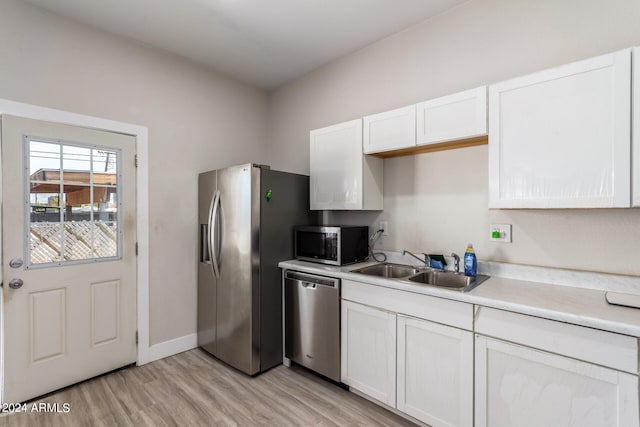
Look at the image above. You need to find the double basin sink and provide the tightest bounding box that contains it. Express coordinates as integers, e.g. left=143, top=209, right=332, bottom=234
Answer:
left=350, top=263, right=489, bottom=292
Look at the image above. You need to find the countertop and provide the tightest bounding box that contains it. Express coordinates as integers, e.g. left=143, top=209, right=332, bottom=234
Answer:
left=279, top=259, right=640, bottom=338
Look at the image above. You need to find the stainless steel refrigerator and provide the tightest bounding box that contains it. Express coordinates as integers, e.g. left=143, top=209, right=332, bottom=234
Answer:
left=198, top=163, right=315, bottom=375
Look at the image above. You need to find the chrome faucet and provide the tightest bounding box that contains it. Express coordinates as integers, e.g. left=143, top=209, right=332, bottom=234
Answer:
left=402, top=249, right=430, bottom=268
left=451, top=252, right=460, bottom=273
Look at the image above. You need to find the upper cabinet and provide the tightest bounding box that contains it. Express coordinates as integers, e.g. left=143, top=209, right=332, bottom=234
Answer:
left=489, top=48, right=632, bottom=208
left=363, top=105, right=416, bottom=154
left=310, top=119, right=383, bottom=210
left=309, top=47, right=639, bottom=210
left=416, top=86, right=487, bottom=146
left=310, top=86, right=488, bottom=210
left=362, top=87, right=488, bottom=157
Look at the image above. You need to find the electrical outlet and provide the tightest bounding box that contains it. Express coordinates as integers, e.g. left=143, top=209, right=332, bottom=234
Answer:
left=489, top=223, right=512, bottom=242
left=379, top=221, right=389, bottom=236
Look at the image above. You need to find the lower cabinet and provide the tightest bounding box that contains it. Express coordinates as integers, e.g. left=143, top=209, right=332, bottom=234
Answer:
left=341, top=300, right=397, bottom=407
left=340, top=282, right=639, bottom=427
left=341, top=299, right=473, bottom=427
left=397, top=315, right=473, bottom=427
left=475, top=335, right=639, bottom=427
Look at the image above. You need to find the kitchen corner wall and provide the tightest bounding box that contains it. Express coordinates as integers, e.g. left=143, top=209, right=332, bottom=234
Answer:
left=0, top=0, right=269, bottom=345
left=267, top=0, right=640, bottom=276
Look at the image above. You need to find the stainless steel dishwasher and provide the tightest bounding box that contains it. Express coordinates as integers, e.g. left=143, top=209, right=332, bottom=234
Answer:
left=284, top=270, right=340, bottom=382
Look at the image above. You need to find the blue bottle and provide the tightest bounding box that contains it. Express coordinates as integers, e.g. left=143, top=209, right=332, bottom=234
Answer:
left=464, top=243, right=477, bottom=277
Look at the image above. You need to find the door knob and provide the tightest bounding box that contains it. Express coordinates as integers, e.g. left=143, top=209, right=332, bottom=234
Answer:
left=8, top=278, right=23, bottom=289
left=9, top=258, right=23, bottom=268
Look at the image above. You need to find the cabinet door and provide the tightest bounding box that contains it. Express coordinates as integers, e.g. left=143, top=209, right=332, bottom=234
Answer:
left=489, top=49, right=631, bottom=208
left=475, top=335, right=639, bottom=427
left=416, top=86, right=487, bottom=146
left=310, top=119, right=363, bottom=210
left=363, top=105, right=416, bottom=154
left=397, top=315, right=473, bottom=427
left=341, top=300, right=396, bottom=407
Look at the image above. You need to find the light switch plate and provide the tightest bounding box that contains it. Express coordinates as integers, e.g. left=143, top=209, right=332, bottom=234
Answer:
left=489, top=223, right=512, bottom=242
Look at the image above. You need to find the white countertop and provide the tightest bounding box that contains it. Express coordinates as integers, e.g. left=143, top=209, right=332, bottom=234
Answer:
left=279, top=259, right=640, bottom=337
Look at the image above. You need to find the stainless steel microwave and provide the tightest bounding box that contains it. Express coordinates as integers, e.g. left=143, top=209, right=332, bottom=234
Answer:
left=294, top=225, right=369, bottom=266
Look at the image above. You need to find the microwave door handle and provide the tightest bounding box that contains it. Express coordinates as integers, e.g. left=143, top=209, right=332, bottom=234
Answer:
left=209, top=190, right=221, bottom=279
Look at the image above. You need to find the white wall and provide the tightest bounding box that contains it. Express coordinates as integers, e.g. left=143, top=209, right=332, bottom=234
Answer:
left=0, top=0, right=269, bottom=345
left=268, top=0, right=640, bottom=276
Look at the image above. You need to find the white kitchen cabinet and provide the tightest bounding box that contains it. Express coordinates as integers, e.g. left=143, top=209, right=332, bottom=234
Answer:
left=488, top=48, right=632, bottom=208
left=363, top=105, right=416, bottom=154
left=341, top=279, right=474, bottom=423
left=309, top=119, right=383, bottom=210
left=475, top=306, right=639, bottom=427
left=363, top=88, right=487, bottom=155
left=475, top=335, right=639, bottom=427
left=336, top=276, right=640, bottom=426
left=416, top=86, right=487, bottom=146
left=475, top=306, right=639, bottom=374
left=397, top=315, right=473, bottom=427
left=341, top=300, right=396, bottom=407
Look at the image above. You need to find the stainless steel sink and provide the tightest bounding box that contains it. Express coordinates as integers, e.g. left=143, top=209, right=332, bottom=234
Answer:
left=351, top=263, right=423, bottom=279
left=407, top=270, right=489, bottom=292
left=351, top=262, right=489, bottom=292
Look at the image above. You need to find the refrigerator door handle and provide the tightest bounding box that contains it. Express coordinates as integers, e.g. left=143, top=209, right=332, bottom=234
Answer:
left=216, top=194, right=224, bottom=268
left=209, top=190, right=221, bottom=279
left=205, top=192, right=215, bottom=265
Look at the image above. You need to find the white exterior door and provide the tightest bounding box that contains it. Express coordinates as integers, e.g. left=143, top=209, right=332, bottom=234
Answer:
left=1, top=115, right=137, bottom=403
left=633, top=46, right=640, bottom=207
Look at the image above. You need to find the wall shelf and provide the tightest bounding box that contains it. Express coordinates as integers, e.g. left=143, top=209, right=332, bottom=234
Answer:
left=368, top=135, right=488, bottom=159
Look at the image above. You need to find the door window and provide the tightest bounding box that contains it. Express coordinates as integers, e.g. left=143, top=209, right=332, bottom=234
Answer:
left=26, top=137, right=121, bottom=267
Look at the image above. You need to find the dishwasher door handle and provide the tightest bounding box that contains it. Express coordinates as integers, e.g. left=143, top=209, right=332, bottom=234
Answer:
left=301, top=281, right=317, bottom=289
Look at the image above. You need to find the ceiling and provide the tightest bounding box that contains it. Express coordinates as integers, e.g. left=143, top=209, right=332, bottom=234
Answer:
left=23, top=0, right=467, bottom=89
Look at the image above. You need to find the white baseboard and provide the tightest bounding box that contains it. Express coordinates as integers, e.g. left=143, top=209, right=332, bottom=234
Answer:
left=147, top=333, right=198, bottom=363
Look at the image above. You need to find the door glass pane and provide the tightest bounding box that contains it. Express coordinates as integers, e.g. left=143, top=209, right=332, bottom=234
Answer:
left=93, top=149, right=117, bottom=185
left=30, top=223, right=62, bottom=264
left=62, top=145, right=91, bottom=185
left=30, top=141, right=61, bottom=176
left=93, top=189, right=118, bottom=258
left=63, top=222, right=93, bottom=261
left=62, top=192, right=92, bottom=261
left=27, top=138, right=121, bottom=267
left=93, top=221, right=118, bottom=258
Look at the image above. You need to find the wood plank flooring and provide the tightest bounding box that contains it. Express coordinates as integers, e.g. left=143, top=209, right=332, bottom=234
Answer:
left=0, top=349, right=416, bottom=426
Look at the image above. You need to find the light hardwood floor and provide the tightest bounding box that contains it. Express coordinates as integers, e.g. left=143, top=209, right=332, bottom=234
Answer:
left=0, top=349, right=416, bottom=426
